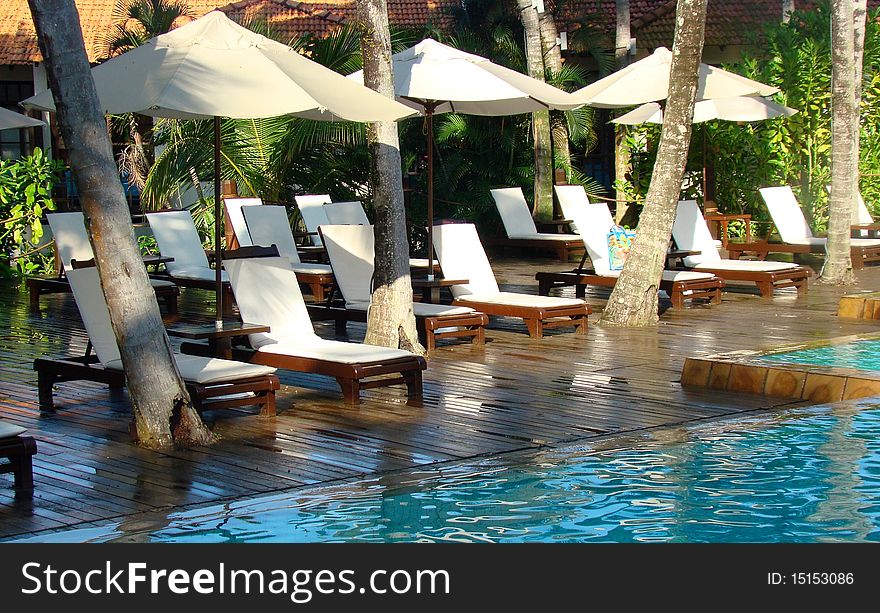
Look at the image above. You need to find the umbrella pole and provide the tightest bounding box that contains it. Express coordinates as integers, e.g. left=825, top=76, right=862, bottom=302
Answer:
left=214, top=116, right=223, bottom=327
left=426, top=103, right=435, bottom=281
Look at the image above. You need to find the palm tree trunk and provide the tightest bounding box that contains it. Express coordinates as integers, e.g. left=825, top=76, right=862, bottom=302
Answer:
left=782, top=0, right=796, bottom=23
left=821, top=0, right=857, bottom=284
left=600, top=0, right=708, bottom=327
left=614, top=0, right=633, bottom=223
left=537, top=10, right=571, bottom=185
left=356, top=0, right=424, bottom=353
left=27, top=0, right=213, bottom=448
left=852, top=0, right=867, bottom=225
left=517, top=0, right=553, bottom=219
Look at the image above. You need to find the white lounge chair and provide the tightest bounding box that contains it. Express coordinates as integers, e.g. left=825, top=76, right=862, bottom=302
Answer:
left=44, top=212, right=179, bottom=312
left=553, top=184, right=591, bottom=233
left=488, top=187, right=584, bottom=261
left=242, top=205, right=335, bottom=302
left=294, top=194, right=332, bottom=247
left=728, top=186, right=880, bottom=269
left=432, top=222, right=590, bottom=338
left=222, top=255, right=426, bottom=404
left=223, top=196, right=263, bottom=247
left=321, top=200, right=436, bottom=270
left=322, top=200, right=369, bottom=225
left=318, top=224, right=488, bottom=350
left=672, top=200, right=810, bottom=297
left=534, top=201, right=724, bottom=308
left=823, top=186, right=878, bottom=237
left=33, top=267, right=279, bottom=415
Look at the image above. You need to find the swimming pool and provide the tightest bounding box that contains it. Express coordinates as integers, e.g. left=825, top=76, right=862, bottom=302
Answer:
left=13, top=401, right=880, bottom=543
left=758, top=338, right=880, bottom=372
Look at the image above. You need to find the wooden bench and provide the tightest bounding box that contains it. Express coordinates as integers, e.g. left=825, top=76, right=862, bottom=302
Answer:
left=0, top=422, right=37, bottom=492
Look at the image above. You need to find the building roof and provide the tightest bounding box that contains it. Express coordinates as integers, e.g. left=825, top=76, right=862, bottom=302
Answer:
left=3, top=0, right=877, bottom=66
left=0, top=0, right=458, bottom=65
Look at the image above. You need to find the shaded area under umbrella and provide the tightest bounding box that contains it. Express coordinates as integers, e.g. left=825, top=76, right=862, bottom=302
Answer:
left=22, top=11, right=415, bottom=323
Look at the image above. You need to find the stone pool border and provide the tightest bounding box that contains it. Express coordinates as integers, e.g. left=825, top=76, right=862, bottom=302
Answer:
left=681, top=332, right=880, bottom=404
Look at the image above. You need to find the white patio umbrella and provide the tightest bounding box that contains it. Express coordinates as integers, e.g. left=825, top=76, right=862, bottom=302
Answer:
left=611, top=96, right=797, bottom=125
left=0, top=107, right=44, bottom=130
left=349, top=38, right=584, bottom=271
left=574, top=47, right=778, bottom=108
left=23, top=11, right=414, bottom=323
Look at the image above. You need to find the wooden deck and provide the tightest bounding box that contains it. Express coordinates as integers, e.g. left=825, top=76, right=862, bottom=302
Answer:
left=2, top=252, right=879, bottom=539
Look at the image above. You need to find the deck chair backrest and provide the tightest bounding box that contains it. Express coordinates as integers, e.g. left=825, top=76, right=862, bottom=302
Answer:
left=433, top=223, right=499, bottom=297
left=223, top=256, right=317, bottom=349
left=145, top=210, right=211, bottom=275
left=572, top=202, right=617, bottom=275
left=242, top=205, right=302, bottom=265
left=323, top=201, right=369, bottom=225
left=759, top=186, right=814, bottom=243
left=490, top=187, right=538, bottom=237
left=223, top=197, right=262, bottom=247
left=824, top=185, right=874, bottom=228
left=294, top=194, right=332, bottom=246
left=319, top=224, right=374, bottom=304
left=46, top=212, right=92, bottom=272
left=65, top=267, right=122, bottom=365
left=553, top=185, right=590, bottom=233
left=672, top=200, right=722, bottom=266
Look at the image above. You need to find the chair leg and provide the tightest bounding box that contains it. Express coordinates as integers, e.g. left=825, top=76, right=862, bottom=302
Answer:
left=474, top=324, right=486, bottom=345
left=165, top=293, right=179, bottom=314
left=575, top=314, right=588, bottom=335
left=406, top=369, right=423, bottom=404
left=796, top=278, right=808, bottom=295
left=757, top=280, right=773, bottom=299
left=13, top=452, right=34, bottom=491
left=851, top=249, right=865, bottom=270
left=337, top=377, right=360, bottom=405
left=309, top=282, right=325, bottom=303
left=538, top=279, right=552, bottom=296
left=37, top=371, right=56, bottom=413
left=28, top=282, right=40, bottom=311
left=575, top=284, right=586, bottom=299
left=335, top=319, right=348, bottom=335
left=259, top=390, right=276, bottom=417
left=523, top=318, right=543, bottom=338
left=670, top=290, right=685, bottom=309
left=712, top=287, right=722, bottom=305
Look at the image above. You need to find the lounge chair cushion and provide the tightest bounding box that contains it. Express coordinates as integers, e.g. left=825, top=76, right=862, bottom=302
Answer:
left=345, top=300, right=476, bottom=317
left=692, top=260, right=797, bottom=272
left=408, top=258, right=439, bottom=269
left=149, top=279, right=177, bottom=288
left=320, top=224, right=374, bottom=303
left=224, top=256, right=318, bottom=349
left=165, top=266, right=229, bottom=283
left=491, top=187, right=539, bottom=237
left=146, top=211, right=212, bottom=275
left=432, top=223, right=501, bottom=298
left=323, top=201, right=369, bottom=225
left=47, top=212, right=92, bottom=271
left=506, top=232, right=581, bottom=241
left=291, top=262, right=333, bottom=275
left=553, top=184, right=591, bottom=233
left=456, top=292, right=585, bottom=308
left=0, top=421, right=26, bottom=439
left=104, top=354, right=275, bottom=384
left=242, top=205, right=304, bottom=265
left=294, top=194, right=332, bottom=246
left=224, top=197, right=263, bottom=247
left=257, top=338, right=413, bottom=364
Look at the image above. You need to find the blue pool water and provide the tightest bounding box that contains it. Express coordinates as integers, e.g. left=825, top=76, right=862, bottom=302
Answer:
left=759, top=339, right=880, bottom=371
left=16, top=402, right=880, bottom=543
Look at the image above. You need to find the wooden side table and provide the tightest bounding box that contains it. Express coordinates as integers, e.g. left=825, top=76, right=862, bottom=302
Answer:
left=167, top=322, right=270, bottom=359
left=703, top=213, right=752, bottom=248
left=410, top=276, right=468, bottom=304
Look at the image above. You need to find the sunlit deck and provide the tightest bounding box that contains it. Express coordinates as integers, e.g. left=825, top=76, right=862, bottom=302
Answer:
left=2, top=253, right=879, bottom=539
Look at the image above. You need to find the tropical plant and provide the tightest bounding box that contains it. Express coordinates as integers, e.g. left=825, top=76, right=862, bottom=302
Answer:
left=0, top=148, right=62, bottom=276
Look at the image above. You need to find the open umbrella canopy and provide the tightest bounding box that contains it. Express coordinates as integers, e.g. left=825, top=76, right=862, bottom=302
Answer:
left=21, top=11, right=415, bottom=324
left=612, top=96, right=798, bottom=125
left=574, top=47, right=778, bottom=108
left=0, top=107, right=44, bottom=130
left=349, top=38, right=584, bottom=115
left=22, top=11, right=415, bottom=122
